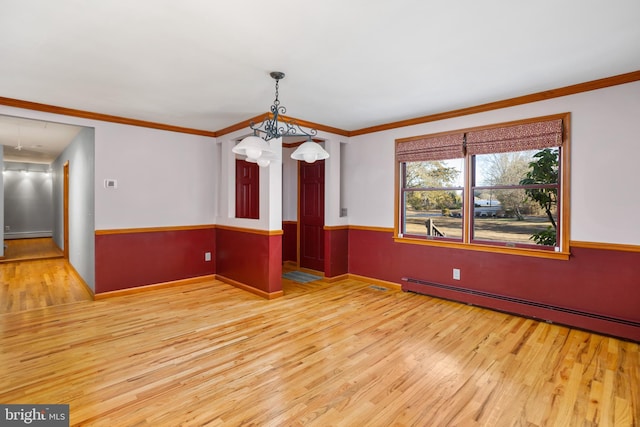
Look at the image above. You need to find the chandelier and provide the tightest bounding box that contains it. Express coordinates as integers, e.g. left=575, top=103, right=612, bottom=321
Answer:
left=232, top=71, right=330, bottom=167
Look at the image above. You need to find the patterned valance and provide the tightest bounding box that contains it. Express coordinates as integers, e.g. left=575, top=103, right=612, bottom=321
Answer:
left=396, top=133, right=465, bottom=162
left=466, top=119, right=563, bottom=155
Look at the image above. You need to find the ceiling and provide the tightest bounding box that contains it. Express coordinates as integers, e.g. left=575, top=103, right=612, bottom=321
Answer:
left=1, top=0, right=639, bottom=164
left=1, top=115, right=82, bottom=164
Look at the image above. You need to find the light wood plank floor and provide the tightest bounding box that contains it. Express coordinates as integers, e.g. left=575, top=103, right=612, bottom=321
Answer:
left=1, top=237, right=64, bottom=263
left=0, top=258, right=92, bottom=313
left=0, top=265, right=638, bottom=426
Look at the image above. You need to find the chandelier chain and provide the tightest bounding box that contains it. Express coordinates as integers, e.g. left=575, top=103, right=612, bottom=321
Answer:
left=248, top=71, right=317, bottom=141
left=273, top=78, right=280, bottom=108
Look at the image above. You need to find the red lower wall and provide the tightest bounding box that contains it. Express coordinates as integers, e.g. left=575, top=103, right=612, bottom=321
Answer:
left=216, top=227, right=282, bottom=294
left=94, top=225, right=638, bottom=340
left=282, top=222, right=297, bottom=263
left=325, top=227, right=348, bottom=278
left=95, top=226, right=281, bottom=297
left=349, top=228, right=640, bottom=341
left=282, top=223, right=349, bottom=278
left=95, top=228, right=216, bottom=294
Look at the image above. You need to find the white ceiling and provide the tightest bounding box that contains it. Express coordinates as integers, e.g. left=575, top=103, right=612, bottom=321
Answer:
left=1, top=0, right=640, bottom=163
left=1, top=115, right=82, bottom=164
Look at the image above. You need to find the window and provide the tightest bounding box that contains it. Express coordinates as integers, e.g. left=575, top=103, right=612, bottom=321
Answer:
left=396, top=114, right=569, bottom=258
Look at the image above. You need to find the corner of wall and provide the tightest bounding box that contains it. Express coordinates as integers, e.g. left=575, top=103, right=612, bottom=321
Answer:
left=0, top=149, right=4, bottom=257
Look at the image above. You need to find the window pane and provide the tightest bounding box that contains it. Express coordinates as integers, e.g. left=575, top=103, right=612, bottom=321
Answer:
left=472, top=189, right=558, bottom=246
left=475, top=148, right=558, bottom=187
left=405, top=159, right=464, bottom=188
left=403, top=190, right=463, bottom=239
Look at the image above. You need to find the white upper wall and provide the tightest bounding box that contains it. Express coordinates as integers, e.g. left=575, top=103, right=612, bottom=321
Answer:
left=344, top=80, right=640, bottom=246
left=0, top=105, right=217, bottom=230
left=216, top=130, right=283, bottom=231
left=220, top=128, right=348, bottom=230
left=52, top=127, right=96, bottom=289
left=4, top=162, right=54, bottom=237
left=282, top=146, right=298, bottom=222
left=94, top=124, right=216, bottom=229
left=282, top=135, right=348, bottom=226
left=2, top=79, right=638, bottom=245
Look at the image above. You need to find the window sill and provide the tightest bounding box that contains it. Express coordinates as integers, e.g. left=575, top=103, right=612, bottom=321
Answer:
left=393, top=236, right=570, bottom=260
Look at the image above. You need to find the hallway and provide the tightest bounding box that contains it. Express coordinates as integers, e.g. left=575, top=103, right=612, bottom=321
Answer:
left=0, top=239, right=91, bottom=314
left=1, top=237, right=64, bottom=263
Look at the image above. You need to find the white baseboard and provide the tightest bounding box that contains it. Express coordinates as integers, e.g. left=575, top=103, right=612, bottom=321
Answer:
left=4, top=231, right=53, bottom=240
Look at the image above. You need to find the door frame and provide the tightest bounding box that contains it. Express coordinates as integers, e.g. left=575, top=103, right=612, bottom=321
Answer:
left=63, top=161, right=69, bottom=259
left=296, top=159, right=325, bottom=272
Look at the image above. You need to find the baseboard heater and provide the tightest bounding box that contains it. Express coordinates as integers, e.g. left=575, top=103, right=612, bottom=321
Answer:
left=4, top=231, right=53, bottom=240
left=402, top=277, right=640, bottom=328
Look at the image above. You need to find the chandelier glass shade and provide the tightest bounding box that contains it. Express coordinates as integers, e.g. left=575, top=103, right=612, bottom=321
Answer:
left=291, top=139, right=330, bottom=163
left=232, top=135, right=275, bottom=162
left=232, top=72, right=329, bottom=167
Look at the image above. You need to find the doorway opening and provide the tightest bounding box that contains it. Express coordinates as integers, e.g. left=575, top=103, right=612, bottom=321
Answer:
left=1, top=114, right=95, bottom=303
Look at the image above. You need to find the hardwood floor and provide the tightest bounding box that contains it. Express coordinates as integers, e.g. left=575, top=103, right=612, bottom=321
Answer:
left=1, top=237, right=64, bottom=263
left=0, top=238, right=84, bottom=314
left=0, top=258, right=92, bottom=313
left=0, top=265, right=638, bottom=426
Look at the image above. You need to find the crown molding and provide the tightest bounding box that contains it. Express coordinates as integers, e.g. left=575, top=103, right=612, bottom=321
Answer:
left=0, top=96, right=217, bottom=137
left=214, top=112, right=350, bottom=138
left=2, top=70, right=638, bottom=139
left=213, top=113, right=268, bottom=138
left=349, top=70, right=640, bottom=136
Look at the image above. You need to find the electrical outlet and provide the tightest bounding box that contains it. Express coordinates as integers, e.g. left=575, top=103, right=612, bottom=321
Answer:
left=4, top=226, right=9, bottom=232
left=204, top=252, right=212, bottom=262
left=453, top=268, right=461, bottom=280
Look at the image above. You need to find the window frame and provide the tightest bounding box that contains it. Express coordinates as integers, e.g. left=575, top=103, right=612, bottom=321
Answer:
left=394, top=113, right=571, bottom=260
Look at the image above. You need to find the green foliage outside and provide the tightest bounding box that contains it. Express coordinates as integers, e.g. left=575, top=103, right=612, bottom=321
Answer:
left=520, top=148, right=559, bottom=246
left=405, top=161, right=461, bottom=211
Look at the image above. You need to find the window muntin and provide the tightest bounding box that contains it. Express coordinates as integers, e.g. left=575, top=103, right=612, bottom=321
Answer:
left=401, top=159, right=464, bottom=240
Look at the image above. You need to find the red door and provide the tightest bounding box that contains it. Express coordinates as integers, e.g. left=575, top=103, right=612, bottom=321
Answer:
left=299, top=160, right=325, bottom=272
left=236, top=159, right=259, bottom=219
